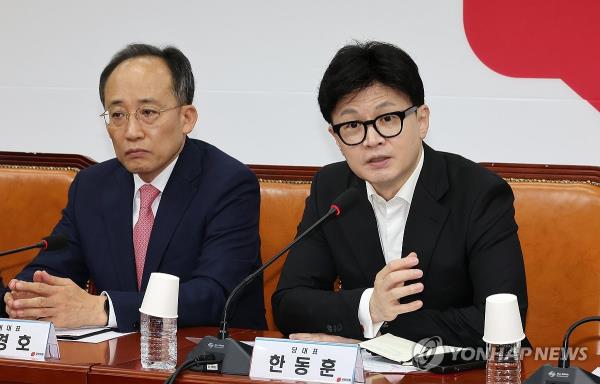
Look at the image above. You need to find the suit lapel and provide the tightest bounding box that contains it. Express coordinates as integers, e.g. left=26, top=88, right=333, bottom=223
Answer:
left=103, top=164, right=137, bottom=291
left=402, top=144, right=450, bottom=275
left=336, top=173, right=386, bottom=284
left=140, top=139, right=203, bottom=290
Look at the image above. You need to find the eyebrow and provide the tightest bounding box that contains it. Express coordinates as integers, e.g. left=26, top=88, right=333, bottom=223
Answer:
left=338, top=101, right=399, bottom=118
left=339, top=108, right=359, bottom=117
left=106, top=98, right=159, bottom=108
left=139, top=98, right=159, bottom=104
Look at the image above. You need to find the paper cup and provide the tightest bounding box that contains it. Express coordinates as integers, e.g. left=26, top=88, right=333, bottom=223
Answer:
left=139, top=272, right=179, bottom=318
left=483, top=293, right=525, bottom=344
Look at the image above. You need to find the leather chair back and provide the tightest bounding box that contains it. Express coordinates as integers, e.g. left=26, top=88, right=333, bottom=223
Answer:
left=258, top=180, right=311, bottom=331
left=2, top=154, right=599, bottom=350
left=510, top=180, right=600, bottom=350
left=0, top=165, right=77, bottom=284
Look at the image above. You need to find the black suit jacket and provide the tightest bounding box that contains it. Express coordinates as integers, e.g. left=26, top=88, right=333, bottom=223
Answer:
left=3, top=138, right=266, bottom=331
left=272, top=143, right=527, bottom=348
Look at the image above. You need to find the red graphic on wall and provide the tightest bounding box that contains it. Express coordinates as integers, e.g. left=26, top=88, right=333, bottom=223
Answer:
left=463, top=0, right=600, bottom=112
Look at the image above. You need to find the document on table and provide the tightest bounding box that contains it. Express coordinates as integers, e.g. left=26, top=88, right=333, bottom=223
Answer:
left=361, top=349, right=419, bottom=373
left=56, top=326, right=133, bottom=343
left=359, top=333, right=462, bottom=364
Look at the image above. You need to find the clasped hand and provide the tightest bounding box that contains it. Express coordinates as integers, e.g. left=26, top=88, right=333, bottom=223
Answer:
left=4, top=270, right=107, bottom=328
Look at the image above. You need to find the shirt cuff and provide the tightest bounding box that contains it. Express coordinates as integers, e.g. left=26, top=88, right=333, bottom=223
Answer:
left=358, top=288, right=384, bottom=338
left=101, top=291, right=118, bottom=329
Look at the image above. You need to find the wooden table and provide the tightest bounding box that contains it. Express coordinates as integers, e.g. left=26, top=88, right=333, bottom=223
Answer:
left=88, top=327, right=282, bottom=384
left=0, top=332, right=116, bottom=383
left=1, top=327, right=599, bottom=384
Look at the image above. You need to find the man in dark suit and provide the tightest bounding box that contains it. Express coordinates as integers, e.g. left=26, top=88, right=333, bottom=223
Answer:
left=272, top=41, right=527, bottom=348
left=3, top=44, right=266, bottom=332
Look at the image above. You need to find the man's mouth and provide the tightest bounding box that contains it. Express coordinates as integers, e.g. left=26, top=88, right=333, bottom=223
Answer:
left=367, top=156, right=391, bottom=164
left=125, top=148, right=148, bottom=157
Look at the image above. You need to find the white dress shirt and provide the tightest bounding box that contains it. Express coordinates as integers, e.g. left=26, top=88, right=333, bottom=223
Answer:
left=103, top=156, right=178, bottom=328
left=358, top=146, right=424, bottom=338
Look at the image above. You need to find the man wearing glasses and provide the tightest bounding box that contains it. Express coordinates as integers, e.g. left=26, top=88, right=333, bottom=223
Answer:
left=273, top=41, right=527, bottom=348
left=3, top=44, right=266, bottom=332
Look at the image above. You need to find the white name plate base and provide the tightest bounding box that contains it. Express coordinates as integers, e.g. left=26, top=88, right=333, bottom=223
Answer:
left=0, top=319, right=60, bottom=360
left=250, top=337, right=364, bottom=383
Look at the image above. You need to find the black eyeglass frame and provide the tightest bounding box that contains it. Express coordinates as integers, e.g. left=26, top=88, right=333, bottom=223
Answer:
left=331, top=105, right=419, bottom=146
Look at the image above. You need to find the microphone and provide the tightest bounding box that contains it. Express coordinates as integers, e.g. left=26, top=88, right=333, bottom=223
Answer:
left=183, top=188, right=361, bottom=376
left=0, top=234, right=68, bottom=257
left=524, top=316, right=600, bottom=383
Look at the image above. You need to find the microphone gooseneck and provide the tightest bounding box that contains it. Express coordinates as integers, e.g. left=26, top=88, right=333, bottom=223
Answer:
left=524, top=316, right=600, bottom=383
left=0, top=234, right=68, bottom=257
left=217, top=188, right=360, bottom=339
left=558, top=316, right=600, bottom=368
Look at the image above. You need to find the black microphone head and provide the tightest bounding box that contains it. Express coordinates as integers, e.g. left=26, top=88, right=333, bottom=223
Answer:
left=330, top=188, right=361, bottom=216
left=41, top=234, right=69, bottom=251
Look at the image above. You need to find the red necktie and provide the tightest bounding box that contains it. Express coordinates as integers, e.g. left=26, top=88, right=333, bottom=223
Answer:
left=133, top=184, right=160, bottom=289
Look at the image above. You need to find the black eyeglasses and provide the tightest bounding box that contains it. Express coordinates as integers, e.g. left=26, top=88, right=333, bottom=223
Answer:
left=331, top=105, right=419, bottom=146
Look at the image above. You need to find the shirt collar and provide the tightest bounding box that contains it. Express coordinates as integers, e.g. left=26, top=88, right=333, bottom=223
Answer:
left=365, top=145, right=425, bottom=204
left=133, top=155, right=179, bottom=195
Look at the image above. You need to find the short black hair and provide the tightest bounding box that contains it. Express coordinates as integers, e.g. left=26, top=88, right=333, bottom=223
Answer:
left=99, top=43, right=194, bottom=107
left=317, top=41, right=424, bottom=123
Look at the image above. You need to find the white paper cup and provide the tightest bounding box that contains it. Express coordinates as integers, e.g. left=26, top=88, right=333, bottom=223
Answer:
left=139, top=272, right=179, bottom=318
left=483, top=293, right=525, bottom=344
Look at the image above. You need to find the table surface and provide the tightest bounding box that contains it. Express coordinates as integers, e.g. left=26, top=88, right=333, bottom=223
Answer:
left=0, top=327, right=598, bottom=384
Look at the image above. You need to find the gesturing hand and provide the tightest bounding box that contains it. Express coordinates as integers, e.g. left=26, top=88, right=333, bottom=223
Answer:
left=369, top=252, right=424, bottom=324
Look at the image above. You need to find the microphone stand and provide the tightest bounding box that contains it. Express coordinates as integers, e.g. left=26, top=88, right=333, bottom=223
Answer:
left=0, top=241, right=46, bottom=257
left=524, top=316, right=600, bottom=384
left=0, top=235, right=68, bottom=257
left=185, top=205, right=339, bottom=376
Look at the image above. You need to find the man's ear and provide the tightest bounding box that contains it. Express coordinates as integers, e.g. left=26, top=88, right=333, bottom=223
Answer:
left=327, top=126, right=335, bottom=139
left=328, top=126, right=342, bottom=150
left=416, top=104, right=430, bottom=139
left=180, top=105, right=198, bottom=134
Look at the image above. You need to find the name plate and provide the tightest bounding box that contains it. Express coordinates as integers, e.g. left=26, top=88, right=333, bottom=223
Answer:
left=0, top=319, right=60, bottom=361
left=250, top=337, right=364, bottom=383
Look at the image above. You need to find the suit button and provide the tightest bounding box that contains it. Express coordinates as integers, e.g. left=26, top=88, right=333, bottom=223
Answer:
left=133, top=321, right=140, bottom=330
left=326, top=325, right=333, bottom=333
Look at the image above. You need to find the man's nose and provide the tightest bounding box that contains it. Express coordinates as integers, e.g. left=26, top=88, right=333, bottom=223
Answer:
left=123, top=114, right=144, bottom=139
left=363, top=123, right=384, bottom=147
